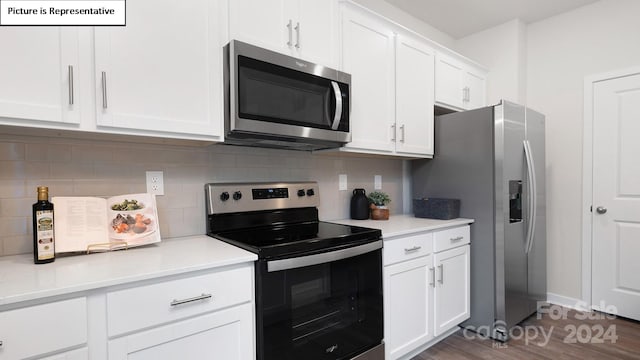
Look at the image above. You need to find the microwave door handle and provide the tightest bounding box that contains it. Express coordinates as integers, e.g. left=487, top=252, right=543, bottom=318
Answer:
left=330, top=81, right=342, bottom=130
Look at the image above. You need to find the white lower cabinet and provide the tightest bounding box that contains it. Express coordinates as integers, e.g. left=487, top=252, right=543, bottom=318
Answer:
left=0, top=297, right=88, bottom=360
left=106, top=264, right=254, bottom=360
left=383, top=225, right=470, bottom=360
left=0, top=263, right=255, bottom=360
left=108, top=303, right=253, bottom=360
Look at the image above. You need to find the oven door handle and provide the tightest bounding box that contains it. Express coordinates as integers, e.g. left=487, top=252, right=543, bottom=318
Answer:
left=267, top=240, right=382, bottom=272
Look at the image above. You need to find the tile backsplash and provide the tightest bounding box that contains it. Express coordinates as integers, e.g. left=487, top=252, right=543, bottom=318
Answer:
left=0, top=134, right=404, bottom=256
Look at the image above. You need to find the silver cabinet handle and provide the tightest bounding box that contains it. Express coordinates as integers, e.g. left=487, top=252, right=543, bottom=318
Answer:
left=429, top=267, right=435, bottom=287
left=101, top=71, right=108, bottom=109
left=467, top=87, right=471, bottom=102
left=399, top=124, right=405, bottom=142
left=294, top=22, right=300, bottom=49
left=404, top=246, right=421, bottom=253
left=450, top=236, right=464, bottom=242
left=286, top=20, right=293, bottom=47
left=391, top=124, right=396, bottom=141
left=596, top=206, right=607, bottom=214
left=438, top=264, right=444, bottom=284
left=330, top=81, right=342, bottom=130
left=170, top=293, right=212, bottom=307
left=68, top=65, right=74, bottom=105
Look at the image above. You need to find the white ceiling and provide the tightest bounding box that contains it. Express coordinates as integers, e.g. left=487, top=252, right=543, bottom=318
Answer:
left=384, top=0, right=599, bottom=39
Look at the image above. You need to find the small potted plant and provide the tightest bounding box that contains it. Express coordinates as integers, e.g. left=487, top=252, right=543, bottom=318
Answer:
left=368, top=191, right=391, bottom=220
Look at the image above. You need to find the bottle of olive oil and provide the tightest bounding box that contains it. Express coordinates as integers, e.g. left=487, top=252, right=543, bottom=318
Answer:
left=33, top=186, right=55, bottom=264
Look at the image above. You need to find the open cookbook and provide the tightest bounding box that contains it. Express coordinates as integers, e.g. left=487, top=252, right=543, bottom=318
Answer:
left=52, top=193, right=161, bottom=253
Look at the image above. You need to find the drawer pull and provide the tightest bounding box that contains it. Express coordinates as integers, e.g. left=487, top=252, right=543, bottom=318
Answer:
left=170, top=293, right=212, bottom=307
left=404, top=246, right=421, bottom=253
left=450, top=236, right=464, bottom=242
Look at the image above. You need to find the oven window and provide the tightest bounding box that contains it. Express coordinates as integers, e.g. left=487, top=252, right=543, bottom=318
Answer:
left=237, top=56, right=349, bottom=131
left=257, top=249, right=382, bottom=360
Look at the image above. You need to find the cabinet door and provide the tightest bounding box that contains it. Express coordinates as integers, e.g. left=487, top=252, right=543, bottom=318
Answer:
left=435, top=52, right=464, bottom=110
left=94, top=0, right=222, bottom=140
left=108, top=303, right=254, bottom=360
left=464, top=68, right=487, bottom=110
left=395, top=34, right=435, bottom=156
left=0, top=27, right=80, bottom=125
left=384, top=256, right=433, bottom=360
left=228, top=0, right=291, bottom=56
left=296, top=0, right=338, bottom=68
left=434, top=245, right=470, bottom=336
left=342, top=7, right=395, bottom=153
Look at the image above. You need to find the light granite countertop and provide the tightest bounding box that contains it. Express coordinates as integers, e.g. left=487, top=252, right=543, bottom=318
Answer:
left=0, top=235, right=257, bottom=307
left=329, top=214, right=474, bottom=238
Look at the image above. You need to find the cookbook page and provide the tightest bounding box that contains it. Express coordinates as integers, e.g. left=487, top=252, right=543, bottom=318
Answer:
left=52, top=197, right=109, bottom=253
left=107, top=193, right=161, bottom=247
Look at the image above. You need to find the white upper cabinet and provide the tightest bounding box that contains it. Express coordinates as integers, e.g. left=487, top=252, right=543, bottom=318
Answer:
left=337, top=5, right=434, bottom=158
left=228, top=0, right=338, bottom=68
left=435, top=52, right=487, bottom=111
left=94, top=0, right=223, bottom=140
left=341, top=6, right=396, bottom=153
left=0, top=27, right=81, bottom=126
left=395, top=34, right=435, bottom=156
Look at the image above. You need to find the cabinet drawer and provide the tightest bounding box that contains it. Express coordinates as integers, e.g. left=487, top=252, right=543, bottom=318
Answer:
left=383, top=233, right=433, bottom=266
left=107, top=264, right=252, bottom=337
left=0, top=298, right=87, bottom=360
left=433, top=225, right=470, bottom=252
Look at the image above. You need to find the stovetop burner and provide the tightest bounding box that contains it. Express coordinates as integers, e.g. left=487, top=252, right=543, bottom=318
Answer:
left=205, top=181, right=382, bottom=260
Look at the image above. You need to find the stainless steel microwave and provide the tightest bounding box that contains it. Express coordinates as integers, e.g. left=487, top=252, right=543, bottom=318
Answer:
left=224, top=40, right=351, bottom=150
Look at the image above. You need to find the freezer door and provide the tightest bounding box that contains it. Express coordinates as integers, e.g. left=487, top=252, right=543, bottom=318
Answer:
left=526, top=107, right=547, bottom=314
left=494, top=101, right=530, bottom=335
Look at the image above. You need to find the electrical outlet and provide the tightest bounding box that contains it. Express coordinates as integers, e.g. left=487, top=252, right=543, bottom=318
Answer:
left=146, top=171, right=164, bottom=195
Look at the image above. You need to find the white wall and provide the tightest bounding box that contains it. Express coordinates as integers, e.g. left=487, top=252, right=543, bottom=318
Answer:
left=455, top=19, right=527, bottom=105
left=352, top=0, right=455, bottom=48
left=527, top=0, right=640, bottom=300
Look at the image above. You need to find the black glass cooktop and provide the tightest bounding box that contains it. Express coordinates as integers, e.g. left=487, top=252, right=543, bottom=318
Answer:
left=212, top=221, right=381, bottom=260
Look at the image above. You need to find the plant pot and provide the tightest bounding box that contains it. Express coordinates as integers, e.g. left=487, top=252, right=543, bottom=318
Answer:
left=370, top=204, right=389, bottom=220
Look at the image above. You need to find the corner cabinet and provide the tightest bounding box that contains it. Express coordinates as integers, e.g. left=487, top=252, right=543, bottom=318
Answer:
left=435, top=52, right=487, bottom=111
left=0, top=27, right=81, bottom=126
left=228, top=0, right=339, bottom=68
left=338, top=4, right=434, bottom=158
left=94, top=0, right=224, bottom=140
left=383, top=225, right=470, bottom=360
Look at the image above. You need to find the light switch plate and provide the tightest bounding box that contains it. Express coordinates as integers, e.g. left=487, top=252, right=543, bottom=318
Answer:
left=339, top=174, right=348, bottom=191
left=374, top=175, right=382, bottom=190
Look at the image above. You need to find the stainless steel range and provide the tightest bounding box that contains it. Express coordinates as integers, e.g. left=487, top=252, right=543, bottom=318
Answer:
left=206, top=182, right=384, bottom=360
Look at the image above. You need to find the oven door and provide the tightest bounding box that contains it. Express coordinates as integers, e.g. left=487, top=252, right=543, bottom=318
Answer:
left=256, top=241, right=383, bottom=360
left=227, top=40, right=351, bottom=145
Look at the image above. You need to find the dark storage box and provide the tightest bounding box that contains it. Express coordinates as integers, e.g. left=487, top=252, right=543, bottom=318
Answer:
left=413, top=198, right=460, bottom=220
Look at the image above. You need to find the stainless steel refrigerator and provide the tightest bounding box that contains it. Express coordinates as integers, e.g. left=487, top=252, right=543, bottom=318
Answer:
left=412, top=100, right=546, bottom=341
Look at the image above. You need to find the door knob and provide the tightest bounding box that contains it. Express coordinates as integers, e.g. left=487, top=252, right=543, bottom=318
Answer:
left=596, top=206, right=607, bottom=214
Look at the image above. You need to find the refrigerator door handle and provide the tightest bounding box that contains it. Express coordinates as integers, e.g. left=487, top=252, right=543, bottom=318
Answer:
left=524, top=140, right=537, bottom=254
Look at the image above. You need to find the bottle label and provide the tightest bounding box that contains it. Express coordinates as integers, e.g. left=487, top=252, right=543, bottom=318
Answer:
left=36, top=210, right=55, bottom=260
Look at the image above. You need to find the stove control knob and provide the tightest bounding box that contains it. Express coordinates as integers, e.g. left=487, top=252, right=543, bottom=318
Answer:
left=220, top=192, right=230, bottom=202
left=306, top=189, right=315, bottom=196
left=297, top=189, right=306, bottom=197
left=233, top=191, right=242, bottom=201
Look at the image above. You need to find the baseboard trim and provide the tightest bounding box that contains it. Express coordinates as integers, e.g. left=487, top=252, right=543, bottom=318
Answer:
left=547, top=292, right=589, bottom=311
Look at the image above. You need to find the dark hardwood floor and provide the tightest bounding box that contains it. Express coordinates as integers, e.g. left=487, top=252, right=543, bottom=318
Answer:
left=413, top=308, right=640, bottom=360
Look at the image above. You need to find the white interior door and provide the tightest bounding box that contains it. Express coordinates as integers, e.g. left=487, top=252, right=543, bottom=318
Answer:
left=592, top=72, right=640, bottom=321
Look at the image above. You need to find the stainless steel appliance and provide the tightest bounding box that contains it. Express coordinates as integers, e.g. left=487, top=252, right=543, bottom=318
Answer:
left=206, top=182, right=384, bottom=360
left=412, top=101, right=546, bottom=341
left=224, top=40, right=351, bottom=150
